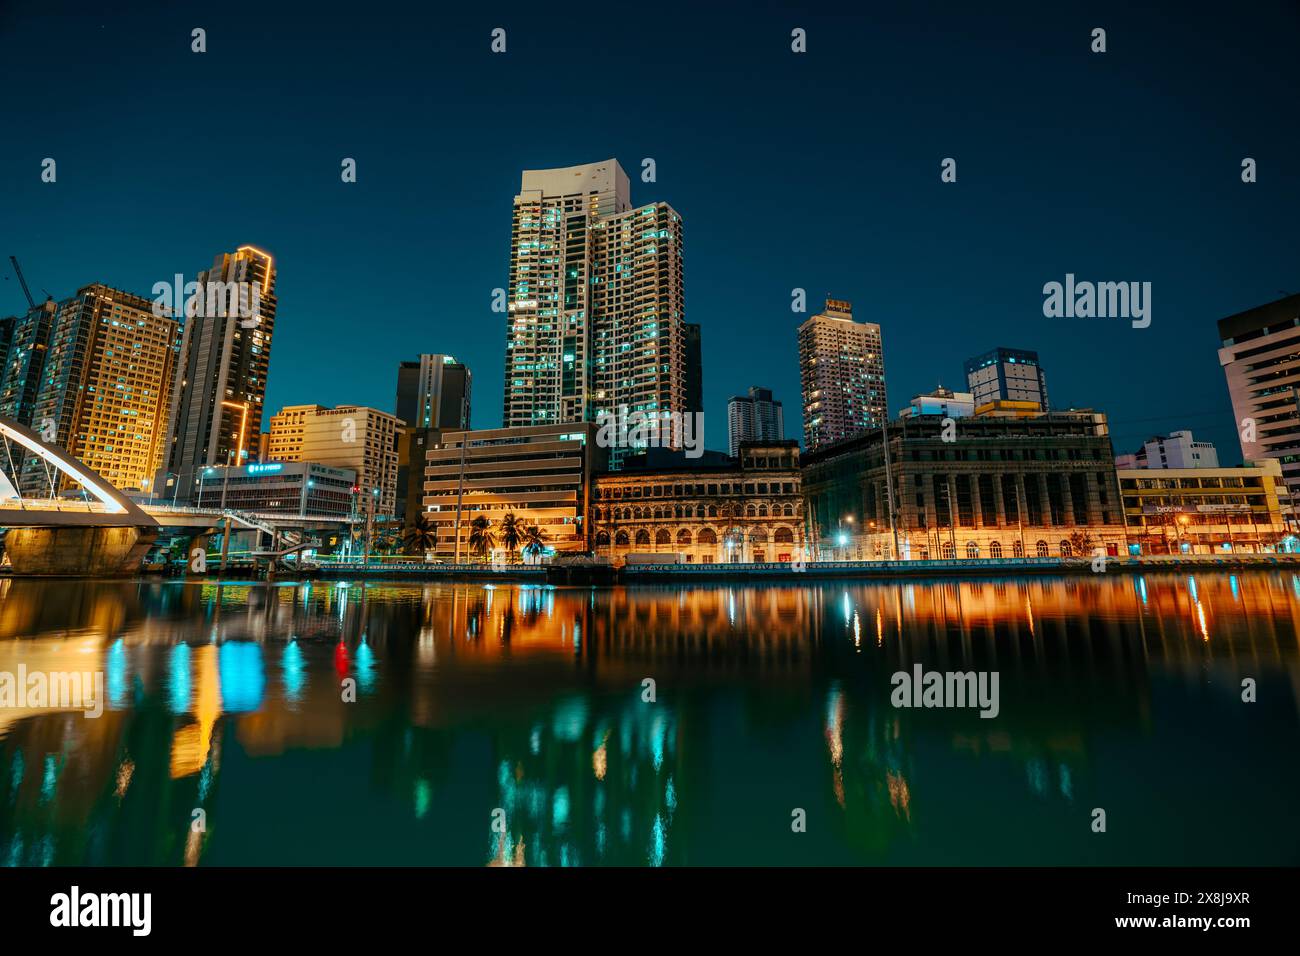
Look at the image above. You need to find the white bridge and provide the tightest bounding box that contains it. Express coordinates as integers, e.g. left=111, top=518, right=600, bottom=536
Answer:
left=0, top=416, right=351, bottom=531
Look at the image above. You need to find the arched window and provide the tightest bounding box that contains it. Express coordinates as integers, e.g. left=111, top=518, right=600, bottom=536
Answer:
left=635, top=530, right=651, bottom=546
left=746, top=505, right=756, bottom=518
left=615, top=530, right=630, bottom=547
left=677, top=528, right=692, bottom=546
left=1059, top=540, right=1073, bottom=557
left=1035, top=540, right=1049, bottom=558
left=655, top=529, right=671, bottom=546
left=758, top=505, right=768, bottom=517
left=596, top=531, right=610, bottom=546
left=774, top=527, right=794, bottom=544
left=708, top=506, right=718, bottom=518
left=782, top=504, right=793, bottom=517
left=750, top=529, right=768, bottom=544
left=966, top=541, right=980, bottom=559
left=1013, top=540, right=1024, bottom=558
left=941, top=542, right=955, bottom=559
left=633, top=507, right=643, bottom=520
left=698, top=528, right=718, bottom=544
left=989, top=541, right=1003, bottom=559
left=593, top=506, right=603, bottom=520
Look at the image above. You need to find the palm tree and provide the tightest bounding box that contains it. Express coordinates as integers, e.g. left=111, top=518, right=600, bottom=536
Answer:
left=521, top=523, right=548, bottom=561
left=468, top=514, right=496, bottom=561
left=404, top=513, right=438, bottom=556
left=498, top=512, right=523, bottom=562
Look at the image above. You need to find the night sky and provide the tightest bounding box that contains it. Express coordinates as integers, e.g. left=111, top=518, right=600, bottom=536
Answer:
left=3, top=0, right=1297, bottom=462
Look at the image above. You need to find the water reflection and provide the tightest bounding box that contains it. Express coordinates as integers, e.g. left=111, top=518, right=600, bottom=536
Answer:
left=0, top=573, right=1297, bottom=866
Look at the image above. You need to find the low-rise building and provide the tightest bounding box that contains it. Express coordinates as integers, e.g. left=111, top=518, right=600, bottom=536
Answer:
left=592, top=441, right=805, bottom=564
left=195, top=461, right=357, bottom=518
left=418, top=422, right=606, bottom=560
left=266, top=404, right=402, bottom=520
left=1118, top=458, right=1287, bottom=554
left=900, top=386, right=975, bottom=420
left=1114, top=429, right=1219, bottom=470
left=801, top=411, right=1127, bottom=560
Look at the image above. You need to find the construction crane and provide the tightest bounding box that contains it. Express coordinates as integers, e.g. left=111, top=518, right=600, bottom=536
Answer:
left=7, top=256, right=52, bottom=309
left=8, top=256, right=36, bottom=309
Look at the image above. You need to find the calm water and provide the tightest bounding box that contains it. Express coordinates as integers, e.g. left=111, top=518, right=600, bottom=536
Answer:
left=0, top=573, right=1297, bottom=866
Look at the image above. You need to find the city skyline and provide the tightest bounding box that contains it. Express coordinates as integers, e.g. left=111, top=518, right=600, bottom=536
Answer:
left=4, top=3, right=1297, bottom=463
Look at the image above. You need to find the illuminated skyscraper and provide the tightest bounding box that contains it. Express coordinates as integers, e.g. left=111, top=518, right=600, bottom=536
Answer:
left=503, top=160, right=686, bottom=467
left=12, top=286, right=178, bottom=496
left=156, top=246, right=276, bottom=503
left=798, top=298, right=887, bottom=451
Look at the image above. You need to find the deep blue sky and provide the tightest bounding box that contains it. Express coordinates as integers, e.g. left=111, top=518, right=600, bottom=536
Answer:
left=3, top=0, right=1297, bottom=462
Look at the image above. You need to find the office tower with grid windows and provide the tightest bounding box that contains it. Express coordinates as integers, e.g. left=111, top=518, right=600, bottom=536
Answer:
left=396, top=353, right=471, bottom=430
left=502, top=160, right=686, bottom=467
left=155, top=246, right=277, bottom=503
left=798, top=297, right=887, bottom=451
left=964, top=347, right=1049, bottom=410
left=727, top=386, right=784, bottom=458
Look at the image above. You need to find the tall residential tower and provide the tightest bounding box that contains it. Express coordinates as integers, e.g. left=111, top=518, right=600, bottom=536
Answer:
left=798, top=298, right=887, bottom=451
left=502, top=160, right=686, bottom=466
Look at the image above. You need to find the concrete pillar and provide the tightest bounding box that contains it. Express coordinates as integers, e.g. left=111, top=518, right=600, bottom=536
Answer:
left=1059, top=473, right=1076, bottom=527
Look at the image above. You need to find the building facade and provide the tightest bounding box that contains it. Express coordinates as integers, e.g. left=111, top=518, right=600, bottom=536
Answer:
left=592, top=441, right=805, bottom=564
left=1114, top=430, right=1219, bottom=470
left=418, top=422, right=607, bottom=560
left=502, top=160, right=687, bottom=468
left=1217, top=293, right=1300, bottom=502
left=684, top=322, right=703, bottom=416
left=727, top=386, right=784, bottom=457
left=798, top=298, right=887, bottom=451
left=13, top=286, right=178, bottom=497
left=156, top=246, right=277, bottom=503
left=195, top=460, right=356, bottom=518
left=0, top=300, right=56, bottom=428
left=1118, top=459, right=1287, bottom=554
left=395, top=353, right=471, bottom=431
left=964, top=347, right=1049, bottom=410
left=801, top=412, right=1127, bottom=560
left=265, top=404, right=402, bottom=520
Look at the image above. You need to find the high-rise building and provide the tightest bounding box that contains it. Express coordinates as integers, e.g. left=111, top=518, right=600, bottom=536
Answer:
left=502, top=160, right=686, bottom=467
left=265, top=404, right=402, bottom=520
left=395, top=353, right=471, bottom=430
left=684, top=322, right=703, bottom=415
left=0, top=300, right=56, bottom=428
left=964, top=347, right=1049, bottom=410
left=156, top=246, right=277, bottom=503
left=18, top=285, right=178, bottom=496
left=727, top=386, right=784, bottom=457
left=394, top=354, right=471, bottom=526
left=0, top=316, right=15, bottom=380
left=798, top=298, right=887, bottom=451
left=1218, top=293, right=1300, bottom=502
